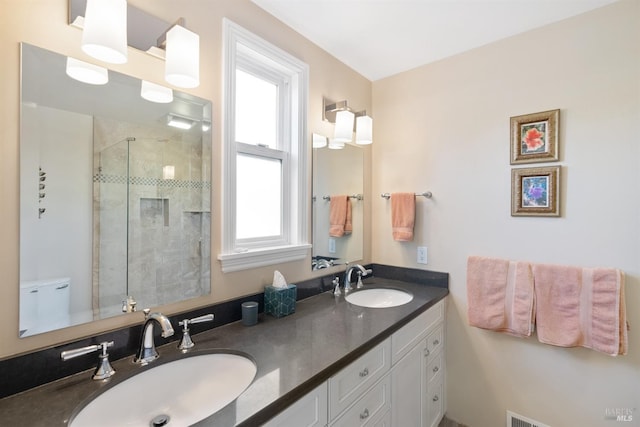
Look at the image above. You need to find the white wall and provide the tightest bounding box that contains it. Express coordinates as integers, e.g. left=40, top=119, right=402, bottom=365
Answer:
left=372, top=1, right=639, bottom=426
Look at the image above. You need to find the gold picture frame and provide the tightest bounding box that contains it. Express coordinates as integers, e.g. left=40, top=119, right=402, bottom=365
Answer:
left=510, top=109, right=559, bottom=164
left=511, top=166, right=560, bottom=217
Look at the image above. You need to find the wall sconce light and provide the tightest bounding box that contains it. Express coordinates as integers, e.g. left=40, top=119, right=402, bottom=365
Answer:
left=81, top=0, right=128, bottom=64
left=65, top=57, right=109, bottom=85
left=141, top=80, right=173, bottom=103
left=323, top=97, right=373, bottom=146
left=164, top=24, right=200, bottom=89
left=312, top=133, right=328, bottom=148
left=167, top=114, right=196, bottom=130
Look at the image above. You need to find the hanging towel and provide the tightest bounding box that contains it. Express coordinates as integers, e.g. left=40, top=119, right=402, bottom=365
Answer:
left=466, top=256, right=535, bottom=337
left=329, top=195, right=350, bottom=237
left=532, top=264, right=627, bottom=356
left=391, top=193, right=415, bottom=241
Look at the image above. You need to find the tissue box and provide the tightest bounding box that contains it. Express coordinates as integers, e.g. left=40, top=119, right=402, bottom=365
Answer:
left=264, top=284, right=297, bottom=317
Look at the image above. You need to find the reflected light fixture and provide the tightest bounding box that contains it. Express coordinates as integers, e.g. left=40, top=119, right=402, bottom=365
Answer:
left=65, top=57, right=109, bottom=85
left=328, top=139, right=345, bottom=150
left=165, top=24, right=200, bottom=88
left=355, top=115, right=373, bottom=145
left=141, top=80, right=173, bottom=103
left=312, top=133, right=327, bottom=148
left=81, top=0, right=128, bottom=64
left=162, top=165, right=175, bottom=180
left=167, top=114, right=196, bottom=130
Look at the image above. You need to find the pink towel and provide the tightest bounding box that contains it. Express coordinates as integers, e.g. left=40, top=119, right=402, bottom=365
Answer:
left=329, top=195, right=351, bottom=237
left=391, top=193, right=415, bottom=241
left=533, top=264, right=627, bottom=356
left=466, top=256, right=535, bottom=337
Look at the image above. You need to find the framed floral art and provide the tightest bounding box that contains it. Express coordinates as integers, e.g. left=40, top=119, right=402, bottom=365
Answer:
left=511, top=166, right=560, bottom=217
left=510, top=109, right=559, bottom=164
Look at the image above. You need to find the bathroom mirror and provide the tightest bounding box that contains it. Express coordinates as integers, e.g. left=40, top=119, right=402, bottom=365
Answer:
left=311, top=139, right=364, bottom=270
left=19, top=43, right=212, bottom=337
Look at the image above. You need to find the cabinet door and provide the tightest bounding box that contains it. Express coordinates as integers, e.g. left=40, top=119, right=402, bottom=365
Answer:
left=391, top=338, right=426, bottom=427
left=330, top=375, right=391, bottom=427
left=264, top=382, right=328, bottom=427
left=425, top=378, right=444, bottom=427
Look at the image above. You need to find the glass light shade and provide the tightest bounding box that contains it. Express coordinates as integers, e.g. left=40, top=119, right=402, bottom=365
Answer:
left=165, top=25, right=200, bottom=88
left=81, top=0, right=128, bottom=64
left=167, top=114, right=195, bottom=130
left=312, top=133, right=327, bottom=148
left=355, top=115, right=373, bottom=145
left=162, top=165, right=175, bottom=180
left=141, top=80, right=173, bottom=103
left=328, top=139, right=345, bottom=150
left=65, top=57, right=109, bottom=85
left=333, top=110, right=354, bottom=143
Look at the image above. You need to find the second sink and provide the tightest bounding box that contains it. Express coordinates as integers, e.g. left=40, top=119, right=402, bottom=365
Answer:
left=69, top=350, right=257, bottom=427
left=345, top=288, right=413, bottom=308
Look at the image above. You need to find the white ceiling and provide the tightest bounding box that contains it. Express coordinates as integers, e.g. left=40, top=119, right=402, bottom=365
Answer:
left=252, top=0, right=618, bottom=81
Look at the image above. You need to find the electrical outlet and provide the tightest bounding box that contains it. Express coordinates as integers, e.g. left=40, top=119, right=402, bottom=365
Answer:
left=417, top=246, right=428, bottom=264
left=328, top=238, right=336, bottom=254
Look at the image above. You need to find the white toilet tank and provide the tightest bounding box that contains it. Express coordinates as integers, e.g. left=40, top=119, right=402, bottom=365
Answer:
left=20, top=277, right=71, bottom=337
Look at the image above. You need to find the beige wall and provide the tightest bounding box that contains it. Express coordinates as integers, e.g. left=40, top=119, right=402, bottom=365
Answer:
left=0, top=0, right=372, bottom=358
left=372, top=1, right=639, bottom=426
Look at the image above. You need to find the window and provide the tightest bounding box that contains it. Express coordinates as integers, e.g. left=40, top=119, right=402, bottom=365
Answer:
left=219, top=20, right=310, bottom=272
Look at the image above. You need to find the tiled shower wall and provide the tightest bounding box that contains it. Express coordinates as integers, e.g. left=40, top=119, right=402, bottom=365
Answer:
left=92, top=118, right=211, bottom=318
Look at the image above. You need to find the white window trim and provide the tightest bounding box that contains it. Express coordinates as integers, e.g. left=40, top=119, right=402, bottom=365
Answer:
left=219, top=19, right=310, bottom=273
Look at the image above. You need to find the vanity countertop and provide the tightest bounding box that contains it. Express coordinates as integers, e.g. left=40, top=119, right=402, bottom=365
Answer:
left=0, top=277, right=448, bottom=426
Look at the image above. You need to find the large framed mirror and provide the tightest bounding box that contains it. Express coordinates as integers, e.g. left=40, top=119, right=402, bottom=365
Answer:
left=19, top=43, right=212, bottom=337
left=311, top=139, right=364, bottom=270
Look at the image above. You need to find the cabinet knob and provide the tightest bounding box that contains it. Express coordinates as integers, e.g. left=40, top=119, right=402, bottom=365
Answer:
left=424, top=349, right=430, bottom=357
left=433, top=339, right=440, bottom=346
left=433, top=366, right=439, bottom=373
left=433, top=395, right=439, bottom=402
left=359, top=367, right=369, bottom=378
left=360, top=408, right=370, bottom=420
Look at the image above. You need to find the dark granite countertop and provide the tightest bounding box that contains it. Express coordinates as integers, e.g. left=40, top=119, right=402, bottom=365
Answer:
left=0, top=277, right=448, bottom=426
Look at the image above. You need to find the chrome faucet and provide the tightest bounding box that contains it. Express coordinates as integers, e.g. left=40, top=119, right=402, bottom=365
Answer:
left=344, top=264, right=373, bottom=292
left=134, top=309, right=175, bottom=365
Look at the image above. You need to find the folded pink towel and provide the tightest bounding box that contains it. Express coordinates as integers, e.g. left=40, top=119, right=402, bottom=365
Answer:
left=391, top=193, right=415, bottom=241
left=466, top=256, right=535, bottom=337
left=329, top=195, right=350, bottom=237
left=532, top=263, right=627, bottom=356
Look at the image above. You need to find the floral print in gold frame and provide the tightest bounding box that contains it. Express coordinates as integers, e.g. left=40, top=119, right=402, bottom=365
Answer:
left=510, top=109, right=559, bottom=164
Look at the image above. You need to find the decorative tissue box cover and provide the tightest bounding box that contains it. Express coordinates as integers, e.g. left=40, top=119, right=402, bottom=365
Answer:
left=264, top=284, right=297, bottom=317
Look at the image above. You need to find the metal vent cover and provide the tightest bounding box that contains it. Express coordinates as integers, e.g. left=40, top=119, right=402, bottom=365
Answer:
left=507, top=410, right=551, bottom=427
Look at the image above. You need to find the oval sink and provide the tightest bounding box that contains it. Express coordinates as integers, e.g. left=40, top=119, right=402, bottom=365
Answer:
left=345, top=288, right=413, bottom=308
left=69, top=350, right=257, bottom=427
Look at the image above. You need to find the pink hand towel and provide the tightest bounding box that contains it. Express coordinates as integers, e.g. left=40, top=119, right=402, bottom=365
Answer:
left=532, top=263, right=627, bottom=356
left=391, top=193, right=415, bottom=241
left=466, top=256, right=535, bottom=337
left=329, top=195, right=350, bottom=237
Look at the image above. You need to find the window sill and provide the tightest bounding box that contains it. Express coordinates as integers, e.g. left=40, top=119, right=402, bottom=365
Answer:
left=217, top=244, right=311, bottom=273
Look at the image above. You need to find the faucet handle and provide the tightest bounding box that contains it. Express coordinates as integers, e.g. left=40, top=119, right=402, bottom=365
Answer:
left=178, top=314, right=214, bottom=351
left=332, top=277, right=341, bottom=296
left=61, top=341, right=116, bottom=381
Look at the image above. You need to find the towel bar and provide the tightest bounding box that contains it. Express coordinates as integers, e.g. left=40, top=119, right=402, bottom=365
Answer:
left=381, top=192, right=432, bottom=200
left=323, top=194, right=363, bottom=201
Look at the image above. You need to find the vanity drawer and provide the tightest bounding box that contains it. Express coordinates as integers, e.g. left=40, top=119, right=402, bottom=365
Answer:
left=426, top=350, right=443, bottom=384
left=425, top=324, right=443, bottom=359
left=391, top=299, right=444, bottom=364
left=426, top=378, right=444, bottom=427
left=330, top=375, right=391, bottom=427
left=329, top=338, right=391, bottom=419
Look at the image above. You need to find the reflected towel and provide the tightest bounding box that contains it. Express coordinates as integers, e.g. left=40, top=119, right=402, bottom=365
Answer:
left=466, top=256, right=535, bottom=337
left=344, top=198, right=352, bottom=235
left=329, top=195, right=350, bottom=237
left=391, top=193, right=415, bottom=241
left=533, top=264, right=627, bottom=356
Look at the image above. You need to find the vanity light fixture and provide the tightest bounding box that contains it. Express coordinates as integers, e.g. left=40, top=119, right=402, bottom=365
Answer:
left=312, top=133, right=328, bottom=148
left=164, top=24, right=200, bottom=88
left=323, top=97, right=373, bottom=145
left=141, top=80, right=173, bottom=103
left=202, top=120, right=212, bottom=132
left=167, top=114, right=196, bottom=130
left=65, top=57, right=109, bottom=85
left=81, top=0, right=128, bottom=64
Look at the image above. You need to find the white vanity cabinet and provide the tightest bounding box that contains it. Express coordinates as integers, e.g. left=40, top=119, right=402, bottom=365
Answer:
left=391, top=299, right=445, bottom=427
left=263, top=298, right=445, bottom=427
left=263, top=383, right=328, bottom=427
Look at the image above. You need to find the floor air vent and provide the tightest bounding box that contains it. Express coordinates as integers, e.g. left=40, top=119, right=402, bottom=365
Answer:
left=507, top=411, right=551, bottom=427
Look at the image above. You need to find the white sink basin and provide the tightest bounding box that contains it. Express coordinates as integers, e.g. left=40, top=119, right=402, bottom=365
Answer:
left=69, top=350, right=257, bottom=427
left=345, top=288, right=413, bottom=308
